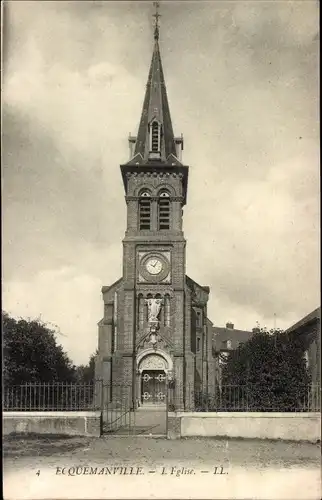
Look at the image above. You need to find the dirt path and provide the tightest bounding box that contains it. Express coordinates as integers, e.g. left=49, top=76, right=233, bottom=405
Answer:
left=3, top=433, right=320, bottom=468
left=3, top=435, right=321, bottom=500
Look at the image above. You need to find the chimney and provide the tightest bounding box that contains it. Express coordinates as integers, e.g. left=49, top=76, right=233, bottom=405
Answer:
left=226, top=322, right=234, bottom=329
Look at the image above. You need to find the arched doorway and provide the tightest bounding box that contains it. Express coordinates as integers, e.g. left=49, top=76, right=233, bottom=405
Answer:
left=137, top=350, right=173, bottom=406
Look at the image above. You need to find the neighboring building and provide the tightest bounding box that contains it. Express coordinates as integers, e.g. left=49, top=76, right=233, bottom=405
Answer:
left=212, top=322, right=255, bottom=387
left=212, top=310, right=321, bottom=389
left=95, top=19, right=215, bottom=410
left=286, top=307, right=321, bottom=386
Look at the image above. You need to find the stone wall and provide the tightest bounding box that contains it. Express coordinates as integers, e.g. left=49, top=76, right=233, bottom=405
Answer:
left=168, top=412, right=321, bottom=443
left=3, top=412, right=102, bottom=437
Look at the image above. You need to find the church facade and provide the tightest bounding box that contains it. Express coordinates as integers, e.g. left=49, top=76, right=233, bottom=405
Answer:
left=95, top=22, right=215, bottom=410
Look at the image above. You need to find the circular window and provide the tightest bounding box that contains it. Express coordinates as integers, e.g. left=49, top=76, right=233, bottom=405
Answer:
left=159, top=191, right=170, bottom=198
left=140, top=191, right=151, bottom=197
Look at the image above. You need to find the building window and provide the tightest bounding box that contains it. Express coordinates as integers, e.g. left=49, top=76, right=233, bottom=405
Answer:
left=138, top=294, right=144, bottom=329
left=146, top=294, right=153, bottom=322
left=158, top=191, right=170, bottom=230
left=197, top=337, right=201, bottom=352
left=139, top=191, right=151, bottom=230
left=304, top=350, right=309, bottom=368
left=164, top=294, right=170, bottom=327
left=155, top=293, right=163, bottom=323
left=196, top=310, right=203, bottom=328
left=222, top=340, right=232, bottom=350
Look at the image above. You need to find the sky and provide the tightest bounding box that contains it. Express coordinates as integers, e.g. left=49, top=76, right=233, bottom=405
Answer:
left=2, top=0, right=320, bottom=365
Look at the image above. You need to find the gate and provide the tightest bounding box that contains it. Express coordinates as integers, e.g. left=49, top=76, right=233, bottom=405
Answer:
left=101, top=383, right=135, bottom=435
left=99, top=382, right=168, bottom=436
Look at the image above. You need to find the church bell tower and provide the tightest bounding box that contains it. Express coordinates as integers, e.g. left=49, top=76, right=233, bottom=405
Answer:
left=96, top=3, right=205, bottom=411
left=120, top=5, right=188, bottom=405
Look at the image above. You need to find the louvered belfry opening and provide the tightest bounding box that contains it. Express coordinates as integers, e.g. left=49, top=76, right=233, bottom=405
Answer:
left=139, top=192, right=151, bottom=230
left=151, top=121, right=160, bottom=152
left=158, top=191, right=170, bottom=230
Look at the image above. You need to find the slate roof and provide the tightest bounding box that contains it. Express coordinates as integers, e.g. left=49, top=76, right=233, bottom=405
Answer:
left=185, top=275, right=210, bottom=294
left=286, top=307, right=321, bottom=334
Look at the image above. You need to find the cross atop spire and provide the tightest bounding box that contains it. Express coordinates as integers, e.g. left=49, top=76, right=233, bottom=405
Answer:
left=153, top=1, right=161, bottom=40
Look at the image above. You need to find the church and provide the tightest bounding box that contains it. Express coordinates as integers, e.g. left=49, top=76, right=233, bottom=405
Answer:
left=95, top=11, right=216, bottom=410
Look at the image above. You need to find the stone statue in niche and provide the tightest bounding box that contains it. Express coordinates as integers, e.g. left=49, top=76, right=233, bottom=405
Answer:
left=146, top=298, right=163, bottom=323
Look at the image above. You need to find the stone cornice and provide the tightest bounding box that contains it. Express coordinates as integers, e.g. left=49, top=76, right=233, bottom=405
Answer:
left=136, top=288, right=174, bottom=297
left=123, top=232, right=186, bottom=242
left=125, top=196, right=183, bottom=203
left=125, top=171, right=184, bottom=179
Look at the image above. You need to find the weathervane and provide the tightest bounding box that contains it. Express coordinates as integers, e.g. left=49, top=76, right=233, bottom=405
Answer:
left=153, top=1, right=161, bottom=40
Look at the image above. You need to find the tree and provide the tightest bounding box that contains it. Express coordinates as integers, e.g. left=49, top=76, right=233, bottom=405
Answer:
left=220, top=328, right=311, bottom=411
left=75, top=350, right=98, bottom=383
left=3, top=311, right=76, bottom=385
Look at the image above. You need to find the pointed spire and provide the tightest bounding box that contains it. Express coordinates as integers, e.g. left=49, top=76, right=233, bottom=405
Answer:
left=129, top=1, right=182, bottom=165
left=153, top=1, right=161, bottom=41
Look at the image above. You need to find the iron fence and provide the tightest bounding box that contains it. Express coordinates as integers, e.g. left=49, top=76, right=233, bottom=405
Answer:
left=3, top=381, right=321, bottom=413
left=3, top=383, right=97, bottom=411
left=188, top=383, right=321, bottom=412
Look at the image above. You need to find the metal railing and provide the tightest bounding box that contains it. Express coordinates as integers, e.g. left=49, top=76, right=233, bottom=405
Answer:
left=3, top=383, right=97, bottom=411
left=186, top=383, right=321, bottom=412
left=3, top=381, right=320, bottom=413
left=101, top=384, right=135, bottom=434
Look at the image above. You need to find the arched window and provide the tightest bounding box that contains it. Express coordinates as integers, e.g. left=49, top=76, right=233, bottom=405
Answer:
left=164, top=294, right=170, bottom=327
left=151, top=122, right=160, bottom=152
left=196, top=309, right=203, bottom=328
left=138, top=294, right=144, bottom=329
left=146, top=294, right=153, bottom=322
left=139, top=191, right=151, bottom=230
left=154, top=293, right=163, bottom=323
left=158, top=190, right=170, bottom=230
left=150, top=121, right=161, bottom=154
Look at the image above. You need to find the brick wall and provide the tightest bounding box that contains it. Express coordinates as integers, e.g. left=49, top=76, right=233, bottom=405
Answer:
left=96, top=163, right=217, bottom=411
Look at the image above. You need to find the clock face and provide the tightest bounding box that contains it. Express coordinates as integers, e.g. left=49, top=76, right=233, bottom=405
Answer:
left=145, top=258, right=163, bottom=275
left=138, top=251, right=171, bottom=283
